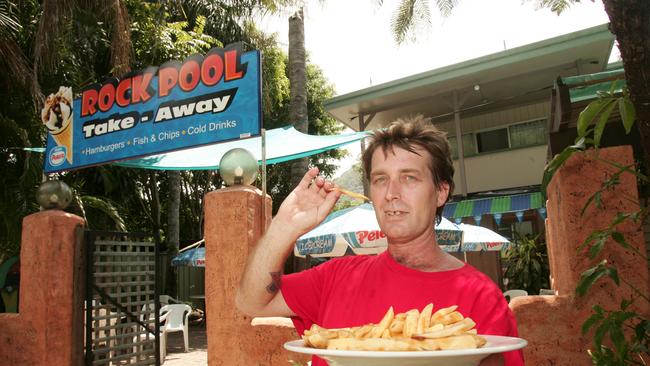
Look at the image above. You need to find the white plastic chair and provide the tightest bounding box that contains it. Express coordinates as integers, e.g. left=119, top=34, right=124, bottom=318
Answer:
left=503, top=289, right=528, bottom=302
left=160, top=304, right=192, bottom=353
left=159, top=295, right=181, bottom=305
left=133, top=303, right=168, bottom=363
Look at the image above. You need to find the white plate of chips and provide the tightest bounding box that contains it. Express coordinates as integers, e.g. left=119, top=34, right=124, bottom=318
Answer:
left=284, top=335, right=527, bottom=366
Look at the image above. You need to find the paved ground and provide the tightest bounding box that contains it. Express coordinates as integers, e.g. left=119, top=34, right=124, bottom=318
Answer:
left=163, top=324, right=207, bottom=365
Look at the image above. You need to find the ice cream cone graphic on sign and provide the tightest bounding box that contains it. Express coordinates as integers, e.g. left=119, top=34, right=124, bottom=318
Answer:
left=41, top=86, right=74, bottom=164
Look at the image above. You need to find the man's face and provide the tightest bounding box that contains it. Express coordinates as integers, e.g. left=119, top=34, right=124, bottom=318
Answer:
left=369, top=146, right=450, bottom=243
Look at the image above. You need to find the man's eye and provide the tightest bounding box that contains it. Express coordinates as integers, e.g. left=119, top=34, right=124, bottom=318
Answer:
left=404, top=175, right=416, bottom=182
left=373, top=177, right=386, bottom=184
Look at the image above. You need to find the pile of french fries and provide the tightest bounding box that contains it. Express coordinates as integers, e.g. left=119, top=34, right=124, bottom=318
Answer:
left=302, top=304, right=486, bottom=351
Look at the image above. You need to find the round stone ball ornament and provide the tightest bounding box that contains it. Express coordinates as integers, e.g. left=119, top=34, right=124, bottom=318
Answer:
left=36, top=180, right=73, bottom=210
left=219, top=148, right=258, bottom=186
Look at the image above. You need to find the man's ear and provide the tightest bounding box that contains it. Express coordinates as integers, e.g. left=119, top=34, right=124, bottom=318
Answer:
left=436, top=181, right=450, bottom=208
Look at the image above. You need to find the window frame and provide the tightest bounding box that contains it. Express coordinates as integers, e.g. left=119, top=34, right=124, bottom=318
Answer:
left=448, top=117, right=548, bottom=159
left=448, top=133, right=478, bottom=159
left=475, top=126, right=511, bottom=154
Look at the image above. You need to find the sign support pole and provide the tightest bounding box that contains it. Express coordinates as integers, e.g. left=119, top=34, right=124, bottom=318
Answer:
left=261, top=128, right=267, bottom=234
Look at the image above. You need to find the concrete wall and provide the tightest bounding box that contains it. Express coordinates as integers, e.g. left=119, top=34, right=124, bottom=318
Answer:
left=434, top=100, right=550, bottom=194
left=204, top=186, right=309, bottom=366
left=437, top=100, right=550, bottom=134
left=510, top=146, right=650, bottom=364
left=452, top=145, right=547, bottom=193
left=0, top=211, right=85, bottom=366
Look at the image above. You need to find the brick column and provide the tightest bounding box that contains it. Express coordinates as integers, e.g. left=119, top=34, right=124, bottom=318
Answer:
left=0, top=210, right=85, bottom=366
left=510, top=146, right=649, bottom=364
left=204, top=186, right=309, bottom=366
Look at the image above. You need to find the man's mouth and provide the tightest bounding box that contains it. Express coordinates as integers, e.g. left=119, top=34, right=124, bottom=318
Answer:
left=386, top=210, right=407, bottom=216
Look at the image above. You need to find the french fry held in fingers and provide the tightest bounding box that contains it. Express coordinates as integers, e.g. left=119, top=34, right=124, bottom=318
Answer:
left=301, top=303, right=486, bottom=351
left=327, top=187, right=370, bottom=202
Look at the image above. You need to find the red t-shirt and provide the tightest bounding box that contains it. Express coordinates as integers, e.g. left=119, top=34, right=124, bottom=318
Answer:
left=281, top=251, right=524, bottom=366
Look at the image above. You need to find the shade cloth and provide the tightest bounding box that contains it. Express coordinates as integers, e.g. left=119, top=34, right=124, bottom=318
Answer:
left=113, top=126, right=369, bottom=170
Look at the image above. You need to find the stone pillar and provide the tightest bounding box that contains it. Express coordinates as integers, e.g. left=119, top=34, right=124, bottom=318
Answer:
left=204, top=186, right=309, bottom=366
left=0, top=210, right=85, bottom=366
left=510, top=146, right=649, bottom=364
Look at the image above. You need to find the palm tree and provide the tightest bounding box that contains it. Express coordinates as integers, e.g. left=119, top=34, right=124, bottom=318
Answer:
left=0, top=0, right=305, bottom=262
left=166, top=170, right=181, bottom=295
left=288, top=8, right=310, bottom=189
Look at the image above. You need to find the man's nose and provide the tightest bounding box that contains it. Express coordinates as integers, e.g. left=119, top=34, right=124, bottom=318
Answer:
left=384, top=179, right=402, bottom=201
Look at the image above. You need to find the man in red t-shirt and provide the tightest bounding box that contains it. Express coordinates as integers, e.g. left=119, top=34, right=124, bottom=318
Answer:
left=236, top=116, right=524, bottom=365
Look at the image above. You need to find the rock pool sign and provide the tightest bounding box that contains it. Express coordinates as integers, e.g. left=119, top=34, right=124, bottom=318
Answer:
left=43, top=45, right=261, bottom=173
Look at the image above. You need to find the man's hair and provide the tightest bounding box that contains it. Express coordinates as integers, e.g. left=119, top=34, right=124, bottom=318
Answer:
left=361, top=115, right=455, bottom=224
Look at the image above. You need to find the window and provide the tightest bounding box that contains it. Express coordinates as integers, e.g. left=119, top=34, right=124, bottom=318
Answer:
left=448, top=134, right=476, bottom=159
left=476, top=128, right=509, bottom=153
left=509, top=119, right=547, bottom=148
left=449, top=118, right=548, bottom=159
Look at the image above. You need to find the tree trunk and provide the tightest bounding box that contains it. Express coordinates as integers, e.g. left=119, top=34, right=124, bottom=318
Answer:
left=166, top=170, right=181, bottom=297
left=602, top=0, right=650, bottom=173
left=289, top=8, right=309, bottom=188
left=149, top=171, right=160, bottom=232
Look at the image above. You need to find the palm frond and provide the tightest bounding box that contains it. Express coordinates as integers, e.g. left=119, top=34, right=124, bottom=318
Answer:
left=0, top=38, right=43, bottom=105
left=259, top=0, right=299, bottom=15
left=80, top=195, right=126, bottom=232
left=0, top=0, right=21, bottom=38
left=531, top=0, right=578, bottom=15
left=391, top=0, right=416, bottom=44
left=0, top=1, right=42, bottom=105
left=433, top=0, right=457, bottom=17
left=415, top=0, right=431, bottom=29
left=391, top=0, right=431, bottom=45
left=369, top=0, right=384, bottom=11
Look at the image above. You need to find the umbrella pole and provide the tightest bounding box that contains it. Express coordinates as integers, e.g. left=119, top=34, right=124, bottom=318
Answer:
left=261, top=128, right=267, bottom=234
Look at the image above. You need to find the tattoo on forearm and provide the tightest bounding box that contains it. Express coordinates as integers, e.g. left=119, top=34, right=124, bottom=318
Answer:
left=265, top=272, right=282, bottom=294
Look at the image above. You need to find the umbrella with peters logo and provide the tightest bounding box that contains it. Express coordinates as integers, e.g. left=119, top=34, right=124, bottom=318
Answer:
left=171, top=239, right=205, bottom=267
left=294, top=203, right=464, bottom=258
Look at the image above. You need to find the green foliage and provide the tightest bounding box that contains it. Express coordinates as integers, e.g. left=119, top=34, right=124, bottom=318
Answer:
left=78, top=195, right=127, bottom=232
left=333, top=162, right=365, bottom=211
left=0, top=0, right=21, bottom=37
left=127, top=1, right=222, bottom=68
left=0, top=0, right=346, bottom=261
left=533, top=0, right=579, bottom=15
left=583, top=302, right=650, bottom=365
left=576, top=260, right=619, bottom=296
left=390, top=0, right=432, bottom=44
left=387, top=0, right=579, bottom=45
left=502, top=234, right=550, bottom=295
left=541, top=88, right=634, bottom=200
left=542, top=88, right=649, bottom=364
left=245, top=25, right=346, bottom=214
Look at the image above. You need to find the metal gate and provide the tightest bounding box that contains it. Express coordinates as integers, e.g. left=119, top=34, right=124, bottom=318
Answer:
left=85, top=231, right=161, bottom=366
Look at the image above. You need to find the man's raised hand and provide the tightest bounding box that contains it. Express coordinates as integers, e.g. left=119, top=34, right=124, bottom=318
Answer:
left=274, top=167, right=341, bottom=238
